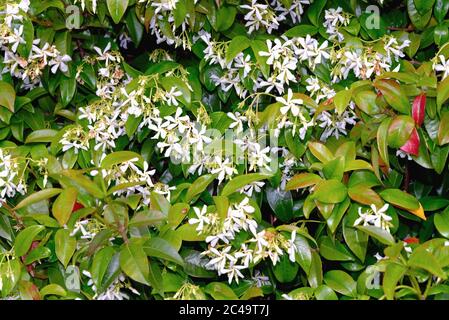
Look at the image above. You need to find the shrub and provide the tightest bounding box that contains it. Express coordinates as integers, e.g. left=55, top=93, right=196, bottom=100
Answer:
left=0, top=0, right=449, bottom=300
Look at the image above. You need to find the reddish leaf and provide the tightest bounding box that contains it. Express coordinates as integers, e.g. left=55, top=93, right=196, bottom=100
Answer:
left=72, top=202, right=84, bottom=212
left=404, top=236, right=419, bottom=244
left=412, top=93, right=426, bottom=127
left=400, top=128, right=420, bottom=156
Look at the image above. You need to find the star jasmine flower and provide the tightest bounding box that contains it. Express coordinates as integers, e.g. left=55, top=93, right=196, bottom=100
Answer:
left=276, top=88, right=303, bottom=116
left=188, top=205, right=210, bottom=232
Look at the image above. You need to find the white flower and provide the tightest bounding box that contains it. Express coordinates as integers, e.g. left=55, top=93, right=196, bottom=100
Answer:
left=434, top=55, right=449, bottom=80
left=222, top=263, right=246, bottom=284
left=189, top=205, right=210, bottom=232
left=276, top=88, right=303, bottom=116
left=211, top=157, right=237, bottom=184
left=287, top=231, right=298, bottom=263
left=206, top=246, right=236, bottom=272
left=93, top=43, right=116, bottom=66
left=151, top=0, right=178, bottom=14
left=241, top=0, right=280, bottom=34
left=164, top=87, right=182, bottom=106
left=234, top=54, right=252, bottom=77
left=49, top=54, right=72, bottom=73
left=250, top=230, right=269, bottom=253
left=354, top=204, right=393, bottom=232
left=227, top=112, right=247, bottom=134
left=119, top=33, right=132, bottom=49
left=239, top=181, right=264, bottom=197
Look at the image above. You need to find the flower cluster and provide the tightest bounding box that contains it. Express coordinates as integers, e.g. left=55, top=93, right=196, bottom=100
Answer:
left=189, top=198, right=297, bottom=284
left=0, top=148, right=26, bottom=204
left=354, top=204, right=393, bottom=232
left=329, top=35, right=410, bottom=82
left=1, top=0, right=71, bottom=90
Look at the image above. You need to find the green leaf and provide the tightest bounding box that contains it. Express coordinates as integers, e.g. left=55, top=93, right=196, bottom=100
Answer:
left=25, top=129, right=59, bottom=144
left=185, top=174, right=216, bottom=202
left=129, top=209, right=166, bottom=228
left=24, top=246, right=51, bottom=265
left=312, top=180, right=348, bottom=204
left=143, top=237, right=184, bottom=266
left=308, top=250, right=323, bottom=288
left=379, top=189, right=420, bottom=210
left=59, top=170, right=104, bottom=199
left=168, top=203, right=190, bottom=228
left=107, top=0, right=129, bottom=24
left=204, top=282, right=238, bottom=300
left=383, top=263, right=407, bottom=300
left=324, top=270, right=357, bottom=298
left=414, top=0, right=435, bottom=14
left=355, top=225, right=395, bottom=245
left=125, top=10, right=143, bottom=46
left=377, top=117, right=392, bottom=168
left=55, top=229, right=76, bottom=268
left=60, top=76, right=76, bottom=107
left=323, top=157, right=345, bottom=181
left=101, top=151, right=143, bottom=168
left=0, top=259, right=21, bottom=296
left=14, top=188, right=62, bottom=210
left=266, top=186, right=294, bottom=222
left=373, top=79, right=410, bottom=114
left=160, top=76, right=191, bottom=107
left=387, top=116, right=415, bottom=148
left=434, top=208, right=449, bottom=238
left=334, top=89, right=353, bottom=115
left=434, top=0, right=449, bottom=22
left=0, top=81, right=16, bottom=112
left=438, top=111, right=449, bottom=145
left=226, top=35, right=250, bottom=63
left=213, top=196, right=229, bottom=220
left=408, top=246, right=447, bottom=279
left=15, top=225, right=45, bottom=257
left=40, top=284, right=67, bottom=298
left=308, top=141, right=334, bottom=163
left=283, top=24, right=318, bottom=37
left=307, top=0, right=326, bottom=26
left=208, top=5, right=236, bottom=32
left=408, top=0, right=432, bottom=30
left=285, top=172, right=322, bottom=190
left=91, top=247, right=116, bottom=289
left=434, top=25, right=449, bottom=46
left=314, top=285, right=338, bottom=300
left=437, top=76, right=449, bottom=109
left=176, top=223, right=207, bottom=241
left=182, top=250, right=216, bottom=278
left=52, top=187, right=77, bottom=226
left=354, top=90, right=380, bottom=115
left=348, top=185, right=383, bottom=207
left=273, top=254, right=299, bottom=283
left=221, top=173, right=271, bottom=196
left=148, top=261, right=164, bottom=294
left=343, top=224, right=368, bottom=262
left=120, top=242, right=149, bottom=285
left=251, top=40, right=270, bottom=79
left=319, top=236, right=354, bottom=261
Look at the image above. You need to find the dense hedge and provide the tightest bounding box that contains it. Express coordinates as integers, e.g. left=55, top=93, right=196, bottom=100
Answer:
left=1, top=0, right=449, bottom=300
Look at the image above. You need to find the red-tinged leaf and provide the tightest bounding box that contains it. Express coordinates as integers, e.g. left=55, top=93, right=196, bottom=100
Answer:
left=400, top=128, right=420, bottom=156
left=412, top=94, right=426, bottom=127
left=72, top=202, right=84, bottom=212
left=404, top=236, right=419, bottom=244
left=373, top=79, right=410, bottom=114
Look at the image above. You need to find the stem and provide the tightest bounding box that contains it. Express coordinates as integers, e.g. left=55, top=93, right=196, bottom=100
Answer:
left=422, top=277, right=433, bottom=300
left=1, top=201, right=24, bottom=229
left=388, top=26, right=414, bottom=32
left=410, top=276, right=423, bottom=300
